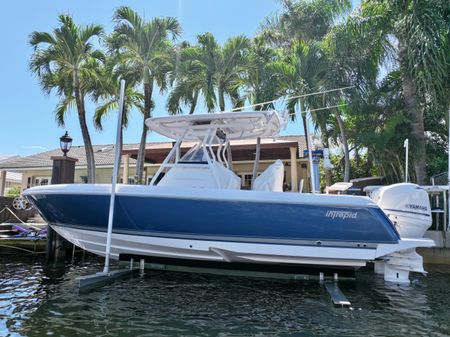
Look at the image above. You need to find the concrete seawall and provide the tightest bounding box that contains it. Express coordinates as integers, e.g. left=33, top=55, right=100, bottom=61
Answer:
left=419, top=230, right=450, bottom=264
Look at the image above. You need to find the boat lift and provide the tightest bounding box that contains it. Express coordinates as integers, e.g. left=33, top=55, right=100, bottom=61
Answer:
left=77, top=80, right=138, bottom=288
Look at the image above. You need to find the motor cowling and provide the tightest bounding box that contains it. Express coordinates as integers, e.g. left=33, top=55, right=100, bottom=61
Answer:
left=368, top=183, right=433, bottom=283
left=369, top=183, right=432, bottom=238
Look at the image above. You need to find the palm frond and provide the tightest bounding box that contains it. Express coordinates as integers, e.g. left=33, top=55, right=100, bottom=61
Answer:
left=54, top=96, right=75, bottom=127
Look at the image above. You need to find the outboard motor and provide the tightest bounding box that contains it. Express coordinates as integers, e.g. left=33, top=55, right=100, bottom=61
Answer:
left=369, top=183, right=432, bottom=283
left=370, top=183, right=432, bottom=238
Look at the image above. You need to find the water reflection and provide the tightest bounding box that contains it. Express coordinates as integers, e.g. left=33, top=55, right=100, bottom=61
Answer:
left=1, top=256, right=450, bottom=337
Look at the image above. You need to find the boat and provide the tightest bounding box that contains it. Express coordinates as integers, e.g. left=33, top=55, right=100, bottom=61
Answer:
left=23, top=110, right=434, bottom=282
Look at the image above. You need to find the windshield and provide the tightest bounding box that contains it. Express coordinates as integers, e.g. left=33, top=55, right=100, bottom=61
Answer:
left=180, top=145, right=209, bottom=163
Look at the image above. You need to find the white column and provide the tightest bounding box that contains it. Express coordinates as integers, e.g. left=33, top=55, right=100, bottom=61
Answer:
left=290, top=147, right=298, bottom=192
left=143, top=167, right=148, bottom=185
left=122, top=154, right=129, bottom=184
left=0, top=171, right=6, bottom=196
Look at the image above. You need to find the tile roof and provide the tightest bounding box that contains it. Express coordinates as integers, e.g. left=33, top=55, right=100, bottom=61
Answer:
left=0, top=145, right=137, bottom=170
left=0, top=156, right=23, bottom=180
left=0, top=136, right=307, bottom=171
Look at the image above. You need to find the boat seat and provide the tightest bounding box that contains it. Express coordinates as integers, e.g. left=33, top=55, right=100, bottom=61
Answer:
left=252, top=159, right=284, bottom=192
left=158, top=161, right=241, bottom=190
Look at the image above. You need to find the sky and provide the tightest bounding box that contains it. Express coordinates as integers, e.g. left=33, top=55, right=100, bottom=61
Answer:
left=0, top=0, right=311, bottom=157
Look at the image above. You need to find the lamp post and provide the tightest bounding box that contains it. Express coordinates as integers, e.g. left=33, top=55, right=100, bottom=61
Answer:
left=59, top=131, right=73, bottom=156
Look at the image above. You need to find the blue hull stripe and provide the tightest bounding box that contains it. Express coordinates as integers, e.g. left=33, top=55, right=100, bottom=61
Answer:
left=30, top=193, right=400, bottom=244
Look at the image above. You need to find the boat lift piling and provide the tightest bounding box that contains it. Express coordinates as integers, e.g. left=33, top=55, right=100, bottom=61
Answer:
left=77, top=79, right=135, bottom=288
left=324, top=282, right=351, bottom=307
left=319, top=272, right=351, bottom=307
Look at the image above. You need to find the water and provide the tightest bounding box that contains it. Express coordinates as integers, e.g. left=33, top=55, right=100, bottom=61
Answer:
left=1, top=255, right=450, bottom=337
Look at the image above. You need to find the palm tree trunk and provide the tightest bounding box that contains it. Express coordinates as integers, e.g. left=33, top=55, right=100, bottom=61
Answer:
left=365, top=148, right=373, bottom=177
left=219, top=89, right=225, bottom=111
left=135, top=82, right=153, bottom=184
left=390, top=162, right=400, bottom=182
left=189, top=91, right=199, bottom=115
left=301, top=112, right=309, bottom=152
left=336, top=111, right=350, bottom=182
left=74, top=75, right=96, bottom=183
left=397, top=36, right=427, bottom=185
left=403, top=74, right=427, bottom=185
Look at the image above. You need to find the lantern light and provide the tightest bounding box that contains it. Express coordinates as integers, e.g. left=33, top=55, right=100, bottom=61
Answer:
left=59, top=131, right=72, bottom=156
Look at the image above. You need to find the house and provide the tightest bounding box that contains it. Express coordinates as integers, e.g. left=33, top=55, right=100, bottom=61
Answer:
left=0, top=156, right=23, bottom=196
left=0, top=136, right=313, bottom=194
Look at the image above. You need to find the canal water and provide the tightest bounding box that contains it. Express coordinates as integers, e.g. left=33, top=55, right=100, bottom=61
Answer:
left=1, top=255, right=450, bottom=337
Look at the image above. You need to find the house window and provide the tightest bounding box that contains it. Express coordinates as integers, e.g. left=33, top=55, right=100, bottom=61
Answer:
left=238, top=173, right=253, bottom=189
left=33, top=177, right=50, bottom=186
left=119, top=176, right=135, bottom=184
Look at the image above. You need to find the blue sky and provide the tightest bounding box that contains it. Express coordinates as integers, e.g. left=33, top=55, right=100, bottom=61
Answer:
left=0, top=0, right=313, bottom=157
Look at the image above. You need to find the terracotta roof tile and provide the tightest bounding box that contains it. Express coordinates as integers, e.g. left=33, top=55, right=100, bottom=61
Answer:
left=0, top=145, right=137, bottom=170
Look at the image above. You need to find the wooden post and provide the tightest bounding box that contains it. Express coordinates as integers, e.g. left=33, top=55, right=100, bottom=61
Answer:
left=290, top=147, right=298, bottom=192
left=50, top=156, right=78, bottom=184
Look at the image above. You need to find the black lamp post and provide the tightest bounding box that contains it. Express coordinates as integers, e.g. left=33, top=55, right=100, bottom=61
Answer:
left=59, top=131, right=73, bottom=156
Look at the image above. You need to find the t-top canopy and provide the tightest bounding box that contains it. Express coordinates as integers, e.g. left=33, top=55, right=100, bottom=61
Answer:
left=145, top=111, right=287, bottom=141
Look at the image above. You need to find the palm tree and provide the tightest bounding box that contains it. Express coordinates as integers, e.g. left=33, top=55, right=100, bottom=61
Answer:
left=215, top=35, right=250, bottom=111
left=110, top=6, right=181, bottom=184
left=260, top=0, right=351, bottom=47
left=167, top=40, right=215, bottom=114
left=330, top=0, right=450, bottom=184
left=243, top=37, right=280, bottom=111
left=91, top=60, right=145, bottom=174
left=29, top=14, right=104, bottom=183
left=260, top=0, right=354, bottom=181
left=271, top=40, right=330, bottom=149
left=167, top=33, right=249, bottom=114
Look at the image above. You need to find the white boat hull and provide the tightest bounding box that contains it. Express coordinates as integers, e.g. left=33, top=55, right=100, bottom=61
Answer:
left=53, top=225, right=433, bottom=270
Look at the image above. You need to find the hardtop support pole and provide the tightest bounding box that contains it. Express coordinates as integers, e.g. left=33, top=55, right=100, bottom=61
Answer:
left=149, top=129, right=188, bottom=186
left=103, top=79, right=126, bottom=274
